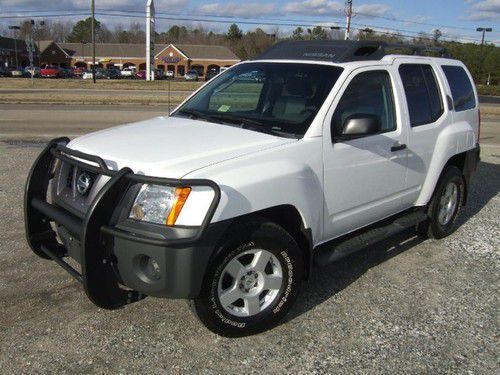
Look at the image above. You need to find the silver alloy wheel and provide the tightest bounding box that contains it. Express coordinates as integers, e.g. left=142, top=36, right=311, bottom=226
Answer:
left=217, top=249, right=283, bottom=318
left=438, top=182, right=459, bottom=226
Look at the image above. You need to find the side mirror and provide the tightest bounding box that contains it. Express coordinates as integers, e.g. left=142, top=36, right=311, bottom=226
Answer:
left=333, top=114, right=381, bottom=141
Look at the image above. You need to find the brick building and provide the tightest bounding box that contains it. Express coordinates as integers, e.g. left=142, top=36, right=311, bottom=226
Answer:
left=1, top=36, right=240, bottom=76
left=59, top=42, right=240, bottom=77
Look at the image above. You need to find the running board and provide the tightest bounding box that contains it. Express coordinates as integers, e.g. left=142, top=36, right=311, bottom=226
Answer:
left=315, top=211, right=428, bottom=267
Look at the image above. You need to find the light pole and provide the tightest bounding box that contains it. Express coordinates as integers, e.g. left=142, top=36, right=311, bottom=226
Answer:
left=476, top=27, right=492, bottom=84
left=476, top=27, right=492, bottom=46
left=91, top=0, right=96, bottom=84
left=8, top=25, right=20, bottom=68
left=31, top=20, right=45, bottom=68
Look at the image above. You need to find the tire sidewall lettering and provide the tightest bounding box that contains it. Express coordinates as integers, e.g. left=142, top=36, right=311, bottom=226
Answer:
left=209, top=241, right=295, bottom=327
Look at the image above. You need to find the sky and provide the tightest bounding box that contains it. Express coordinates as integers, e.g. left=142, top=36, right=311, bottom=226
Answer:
left=0, top=0, right=499, bottom=44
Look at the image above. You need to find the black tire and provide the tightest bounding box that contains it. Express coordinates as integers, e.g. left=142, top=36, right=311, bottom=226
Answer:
left=418, top=166, right=465, bottom=239
left=191, top=220, right=303, bottom=337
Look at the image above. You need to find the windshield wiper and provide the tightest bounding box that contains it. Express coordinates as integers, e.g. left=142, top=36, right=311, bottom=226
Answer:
left=209, top=114, right=299, bottom=138
left=176, top=108, right=221, bottom=123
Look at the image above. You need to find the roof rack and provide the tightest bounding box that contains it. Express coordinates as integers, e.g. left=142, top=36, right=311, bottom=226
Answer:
left=256, top=40, right=450, bottom=63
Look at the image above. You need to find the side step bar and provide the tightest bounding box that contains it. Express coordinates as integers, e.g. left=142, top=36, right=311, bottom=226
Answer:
left=315, top=211, right=428, bottom=267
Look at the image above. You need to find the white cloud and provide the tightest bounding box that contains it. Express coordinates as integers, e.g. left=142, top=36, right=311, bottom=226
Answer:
left=283, top=1, right=391, bottom=18
left=284, top=0, right=344, bottom=16
left=465, top=0, right=500, bottom=21
left=198, top=2, right=275, bottom=17
left=355, top=3, right=391, bottom=17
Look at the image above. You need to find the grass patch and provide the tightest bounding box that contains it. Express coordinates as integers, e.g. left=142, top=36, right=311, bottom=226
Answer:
left=477, top=85, right=500, bottom=96
left=0, top=77, right=203, bottom=92
left=0, top=92, right=188, bottom=106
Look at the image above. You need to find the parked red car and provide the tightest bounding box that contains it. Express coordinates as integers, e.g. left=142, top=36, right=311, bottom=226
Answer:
left=72, top=66, right=87, bottom=77
left=135, top=70, right=147, bottom=79
left=41, top=65, right=65, bottom=78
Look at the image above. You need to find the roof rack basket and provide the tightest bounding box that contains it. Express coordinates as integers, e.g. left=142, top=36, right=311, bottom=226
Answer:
left=256, top=40, right=450, bottom=63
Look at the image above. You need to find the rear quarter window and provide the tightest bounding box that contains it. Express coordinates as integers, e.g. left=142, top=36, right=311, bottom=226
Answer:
left=399, top=64, right=443, bottom=127
left=442, top=65, right=476, bottom=112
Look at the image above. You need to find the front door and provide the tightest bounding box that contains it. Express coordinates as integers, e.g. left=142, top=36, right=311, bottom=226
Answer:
left=322, top=67, right=409, bottom=240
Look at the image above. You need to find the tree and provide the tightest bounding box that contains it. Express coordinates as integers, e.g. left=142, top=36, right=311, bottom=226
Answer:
left=292, top=27, right=304, bottom=40
left=226, top=24, right=242, bottom=42
left=432, top=29, right=442, bottom=45
left=67, top=17, right=101, bottom=42
left=309, top=26, right=328, bottom=40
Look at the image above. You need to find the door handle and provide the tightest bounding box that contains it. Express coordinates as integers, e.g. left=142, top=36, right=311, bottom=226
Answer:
left=391, top=142, right=407, bottom=152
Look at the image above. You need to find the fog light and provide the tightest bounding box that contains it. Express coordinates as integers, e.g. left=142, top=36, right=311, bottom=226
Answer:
left=139, top=255, right=161, bottom=281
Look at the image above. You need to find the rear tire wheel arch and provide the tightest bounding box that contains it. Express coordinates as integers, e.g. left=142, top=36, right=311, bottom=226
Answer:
left=421, top=166, right=465, bottom=239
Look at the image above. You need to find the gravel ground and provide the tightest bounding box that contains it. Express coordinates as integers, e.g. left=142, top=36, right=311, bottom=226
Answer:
left=0, top=138, right=498, bottom=374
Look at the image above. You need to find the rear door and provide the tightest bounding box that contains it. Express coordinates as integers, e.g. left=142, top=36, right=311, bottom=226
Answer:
left=322, top=66, right=409, bottom=240
left=395, top=59, right=450, bottom=205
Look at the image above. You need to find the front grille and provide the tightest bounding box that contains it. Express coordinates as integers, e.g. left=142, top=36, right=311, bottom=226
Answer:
left=52, top=161, right=109, bottom=218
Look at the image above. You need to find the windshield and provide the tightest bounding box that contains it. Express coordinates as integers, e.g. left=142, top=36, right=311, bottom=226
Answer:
left=173, top=62, right=343, bottom=138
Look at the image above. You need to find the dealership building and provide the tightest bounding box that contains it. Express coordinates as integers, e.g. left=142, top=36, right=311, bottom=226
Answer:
left=61, top=43, right=240, bottom=76
left=1, top=36, right=240, bottom=77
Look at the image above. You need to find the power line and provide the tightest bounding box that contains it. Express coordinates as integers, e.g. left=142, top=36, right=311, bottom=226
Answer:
left=354, top=11, right=476, bottom=32
left=0, top=10, right=486, bottom=44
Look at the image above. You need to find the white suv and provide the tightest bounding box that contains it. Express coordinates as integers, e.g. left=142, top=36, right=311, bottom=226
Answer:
left=25, top=41, right=480, bottom=336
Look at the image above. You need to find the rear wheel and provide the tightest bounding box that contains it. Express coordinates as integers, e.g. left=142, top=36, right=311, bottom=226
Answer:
left=191, top=220, right=303, bottom=337
left=419, top=166, right=465, bottom=239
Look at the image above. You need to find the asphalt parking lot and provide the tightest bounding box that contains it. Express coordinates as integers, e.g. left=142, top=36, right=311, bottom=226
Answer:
left=0, top=104, right=498, bottom=373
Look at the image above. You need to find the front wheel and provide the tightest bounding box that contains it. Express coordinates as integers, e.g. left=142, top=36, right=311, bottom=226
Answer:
left=191, top=220, right=303, bottom=337
left=419, top=166, right=465, bottom=239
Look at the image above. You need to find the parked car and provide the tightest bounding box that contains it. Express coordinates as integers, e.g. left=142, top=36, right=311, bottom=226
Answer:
left=10, top=67, right=26, bottom=77
left=105, top=68, right=121, bottom=80
left=184, top=69, right=199, bottom=81
left=121, top=67, right=136, bottom=79
left=154, top=69, right=164, bottom=80
left=135, top=70, right=147, bottom=80
left=24, top=40, right=480, bottom=337
left=24, top=66, right=41, bottom=77
left=73, top=66, right=87, bottom=77
left=165, top=70, right=175, bottom=79
left=205, top=68, right=219, bottom=81
left=41, top=65, right=64, bottom=78
left=82, top=68, right=105, bottom=80
left=63, top=68, right=76, bottom=79
left=0, top=67, right=13, bottom=77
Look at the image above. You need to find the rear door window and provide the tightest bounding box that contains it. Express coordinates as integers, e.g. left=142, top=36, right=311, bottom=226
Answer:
left=399, top=64, right=443, bottom=127
left=442, top=65, right=476, bottom=112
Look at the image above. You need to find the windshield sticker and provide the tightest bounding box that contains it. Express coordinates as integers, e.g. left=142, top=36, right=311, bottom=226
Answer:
left=218, top=105, right=231, bottom=112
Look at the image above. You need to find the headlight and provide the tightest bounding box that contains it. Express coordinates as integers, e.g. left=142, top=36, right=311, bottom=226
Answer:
left=129, top=184, right=191, bottom=226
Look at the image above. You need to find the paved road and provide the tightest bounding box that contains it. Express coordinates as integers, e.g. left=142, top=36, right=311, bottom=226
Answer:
left=479, top=95, right=500, bottom=104
left=0, top=104, right=169, bottom=139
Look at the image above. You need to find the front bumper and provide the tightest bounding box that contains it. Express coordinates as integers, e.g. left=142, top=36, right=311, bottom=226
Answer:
left=24, top=138, right=222, bottom=309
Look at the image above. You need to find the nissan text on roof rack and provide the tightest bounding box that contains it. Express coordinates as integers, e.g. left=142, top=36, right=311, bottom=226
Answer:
left=25, top=40, right=480, bottom=337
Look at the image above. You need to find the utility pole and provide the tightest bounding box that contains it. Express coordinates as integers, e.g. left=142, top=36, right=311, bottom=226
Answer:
left=476, top=27, right=492, bottom=84
left=345, top=0, right=353, bottom=40
left=146, top=0, right=155, bottom=81
left=91, top=0, right=96, bottom=84
left=476, top=27, right=492, bottom=46
left=8, top=25, right=20, bottom=67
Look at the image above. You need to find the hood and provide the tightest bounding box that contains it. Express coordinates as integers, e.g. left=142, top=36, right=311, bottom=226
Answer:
left=68, top=116, right=295, bottom=178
